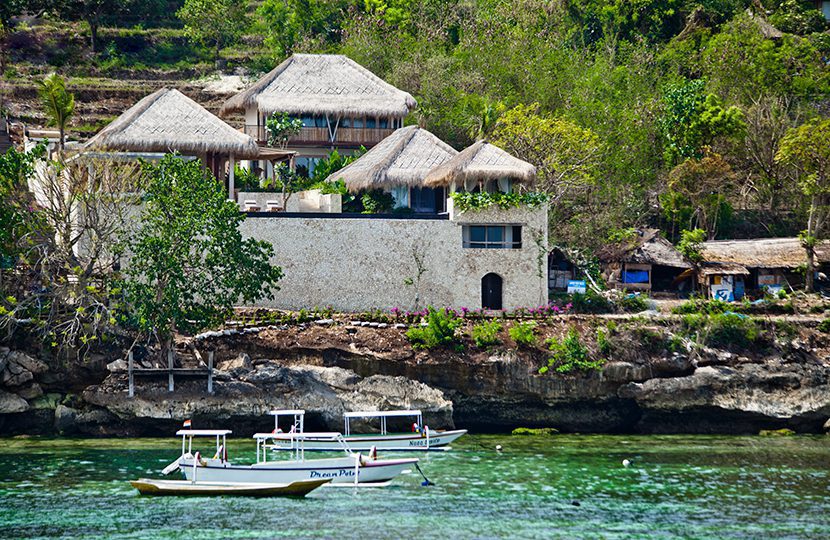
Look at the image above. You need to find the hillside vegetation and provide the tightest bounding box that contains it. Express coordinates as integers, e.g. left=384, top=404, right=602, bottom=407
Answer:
left=2, top=0, right=830, bottom=249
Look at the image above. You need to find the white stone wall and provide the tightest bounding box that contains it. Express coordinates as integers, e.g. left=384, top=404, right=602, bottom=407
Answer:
left=239, top=202, right=548, bottom=311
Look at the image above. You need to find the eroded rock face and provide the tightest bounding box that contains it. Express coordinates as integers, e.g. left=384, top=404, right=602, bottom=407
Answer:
left=82, top=361, right=454, bottom=435
left=0, top=389, right=28, bottom=414
left=618, top=356, right=830, bottom=432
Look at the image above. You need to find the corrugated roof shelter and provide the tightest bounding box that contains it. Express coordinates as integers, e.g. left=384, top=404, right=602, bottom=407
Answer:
left=701, top=238, right=830, bottom=269
left=423, top=140, right=536, bottom=188
left=85, top=88, right=260, bottom=159
left=220, top=54, right=417, bottom=118
left=325, top=126, right=457, bottom=192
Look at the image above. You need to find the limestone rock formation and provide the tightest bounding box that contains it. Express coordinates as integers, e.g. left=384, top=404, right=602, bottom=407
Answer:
left=83, top=361, right=454, bottom=434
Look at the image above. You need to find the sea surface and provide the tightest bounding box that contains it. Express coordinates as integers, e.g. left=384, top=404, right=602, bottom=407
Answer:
left=0, top=434, right=828, bottom=539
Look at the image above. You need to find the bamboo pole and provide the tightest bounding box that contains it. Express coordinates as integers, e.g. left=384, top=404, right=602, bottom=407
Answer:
left=207, top=351, right=214, bottom=394
left=168, top=350, right=174, bottom=392
left=128, top=351, right=134, bottom=398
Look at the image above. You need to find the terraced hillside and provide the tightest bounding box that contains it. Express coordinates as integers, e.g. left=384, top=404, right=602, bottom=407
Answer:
left=1, top=18, right=269, bottom=139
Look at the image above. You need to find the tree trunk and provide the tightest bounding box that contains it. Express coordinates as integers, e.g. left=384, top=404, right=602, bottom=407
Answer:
left=89, top=21, right=98, bottom=52
left=806, top=247, right=815, bottom=293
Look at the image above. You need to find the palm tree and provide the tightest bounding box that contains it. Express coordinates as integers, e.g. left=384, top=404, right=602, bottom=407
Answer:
left=38, top=73, right=75, bottom=154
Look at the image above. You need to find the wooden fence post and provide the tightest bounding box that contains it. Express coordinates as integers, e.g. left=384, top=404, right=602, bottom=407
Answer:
left=168, top=350, right=174, bottom=392
left=128, top=351, right=134, bottom=398
left=208, top=351, right=214, bottom=395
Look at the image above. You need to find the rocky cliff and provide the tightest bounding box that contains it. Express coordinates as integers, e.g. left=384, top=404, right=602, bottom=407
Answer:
left=1, top=314, right=829, bottom=436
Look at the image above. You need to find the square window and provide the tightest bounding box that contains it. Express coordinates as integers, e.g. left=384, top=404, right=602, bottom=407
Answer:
left=366, top=118, right=377, bottom=128
left=379, top=118, right=389, bottom=129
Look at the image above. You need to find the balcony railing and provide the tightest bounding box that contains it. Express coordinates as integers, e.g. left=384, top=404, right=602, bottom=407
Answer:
left=245, top=125, right=395, bottom=148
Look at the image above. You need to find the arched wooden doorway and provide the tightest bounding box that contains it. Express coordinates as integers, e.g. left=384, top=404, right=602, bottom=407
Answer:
left=481, top=273, right=503, bottom=310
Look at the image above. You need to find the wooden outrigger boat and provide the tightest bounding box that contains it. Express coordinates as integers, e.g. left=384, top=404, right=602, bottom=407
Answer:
left=267, top=409, right=467, bottom=452
left=131, top=478, right=330, bottom=497
left=155, top=429, right=418, bottom=488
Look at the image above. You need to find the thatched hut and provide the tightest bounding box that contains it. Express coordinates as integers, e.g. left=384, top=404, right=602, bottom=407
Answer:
left=701, top=237, right=830, bottom=294
left=84, top=88, right=260, bottom=197
left=220, top=54, right=417, bottom=174
left=325, top=125, right=458, bottom=213
left=597, top=229, right=691, bottom=293
left=423, top=140, right=536, bottom=193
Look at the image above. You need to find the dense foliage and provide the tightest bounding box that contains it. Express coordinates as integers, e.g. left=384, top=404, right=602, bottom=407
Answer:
left=117, top=155, right=283, bottom=358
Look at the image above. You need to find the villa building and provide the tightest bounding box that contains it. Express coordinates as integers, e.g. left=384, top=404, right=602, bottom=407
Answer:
left=220, top=54, right=416, bottom=178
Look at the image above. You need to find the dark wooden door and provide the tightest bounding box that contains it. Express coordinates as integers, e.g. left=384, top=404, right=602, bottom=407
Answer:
left=482, top=273, right=503, bottom=310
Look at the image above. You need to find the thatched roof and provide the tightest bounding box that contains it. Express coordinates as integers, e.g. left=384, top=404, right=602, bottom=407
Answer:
left=699, top=262, right=750, bottom=276
left=85, top=88, right=259, bottom=159
left=597, top=229, right=691, bottom=268
left=220, top=54, right=417, bottom=118
left=702, top=238, right=830, bottom=269
left=325, top=126, right=458, bottom=192
left=423, top=140, right=536, bottom=188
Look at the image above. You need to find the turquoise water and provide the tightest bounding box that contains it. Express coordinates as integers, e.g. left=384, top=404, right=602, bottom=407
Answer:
left=1, top=434, right=829, bottom=539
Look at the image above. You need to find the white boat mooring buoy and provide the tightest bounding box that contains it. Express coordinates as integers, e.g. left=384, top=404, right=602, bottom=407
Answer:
left=622, top=459, right=631, bottom=468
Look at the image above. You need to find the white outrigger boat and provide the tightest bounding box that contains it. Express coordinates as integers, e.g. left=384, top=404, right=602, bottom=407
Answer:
left=158, top=429, right=419, bottom=487
left=267, top=409, right=467, bottom=452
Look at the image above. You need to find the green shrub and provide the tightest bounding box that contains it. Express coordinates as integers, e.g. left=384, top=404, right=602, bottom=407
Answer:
left=471, top=319, right=502, bottom=348
left=569, top=289, right=612, bottom=314
left=632, top=326, right=667, bottom=354
left=672, top=298, right=731, bottom=315
left=540, top=328, right=604, bottom=374
left=361, top=190, right=395, bottom=213
left=596, top=326, right=612, bottom=356
left=406, top=307, right=462, bottom=350
left=618, top=293, right=648, bottom=313
left=704, top=312, right=761, bottom=350
left=818, top=318, right=830, bottom=333
left=509, top=321, right=536, bottom=347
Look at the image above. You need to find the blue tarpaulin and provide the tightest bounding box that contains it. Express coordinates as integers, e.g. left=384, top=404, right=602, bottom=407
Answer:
left=622, top=270, right=649, bottom=284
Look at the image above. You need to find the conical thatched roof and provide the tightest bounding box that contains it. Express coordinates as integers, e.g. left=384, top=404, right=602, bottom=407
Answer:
left=220, top=54, right=417, bottom=118
left=325, top=126, right=458, bottom=192
left=85, top=88, right=260, bottom=159
left=423, top=140, right=536, bottom=188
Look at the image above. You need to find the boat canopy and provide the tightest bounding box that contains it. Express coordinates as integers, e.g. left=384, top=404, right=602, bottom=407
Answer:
left=268, top=409, right=306, bottom=416
left=344, top=410, right=424, bottom=436
left=254, top=432, right=342, bottom=441
left=344, top=410, right=422, bottom=418
left=176, top=429, right=233, bottom=436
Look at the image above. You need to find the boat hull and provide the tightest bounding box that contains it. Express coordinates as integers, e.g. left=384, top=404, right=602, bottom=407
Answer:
left=179, top=455, right=417, bottom=485
left=130, top=478, right=329, bottom=497
left=269, top=429, right=467, bottom=452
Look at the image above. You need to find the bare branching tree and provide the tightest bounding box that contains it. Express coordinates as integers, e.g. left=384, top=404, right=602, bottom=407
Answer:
left=1, top=154, right=146, bottom=358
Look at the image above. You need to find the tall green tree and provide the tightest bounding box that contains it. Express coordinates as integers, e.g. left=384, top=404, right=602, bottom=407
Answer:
left=177, top=0, right=249, bottom=63
left=660, top=79, right=745, bottom=164
left=118, top=155, right=283, bottom=360
left=37, top=73, right=75, bottom=153
left=775, top=117, right=830, bottom=292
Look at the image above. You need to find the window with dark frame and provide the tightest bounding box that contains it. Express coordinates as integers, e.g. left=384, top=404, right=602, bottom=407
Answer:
left=463, top=225, right=523, bottom=249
